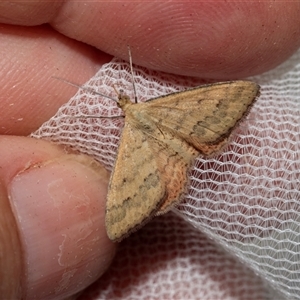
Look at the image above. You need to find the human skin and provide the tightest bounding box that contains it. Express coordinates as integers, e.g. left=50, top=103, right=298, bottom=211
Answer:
left=0, top=2, right=300, bottom=299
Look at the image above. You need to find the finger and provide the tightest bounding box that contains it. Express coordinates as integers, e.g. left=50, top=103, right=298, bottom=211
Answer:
left=0, top=24, right=112, bottom=136
left=1, top=2, right=300, bottom=78
left=53, top=2, right=300, bottom=78
left=0, top=136, right=115, bottom=299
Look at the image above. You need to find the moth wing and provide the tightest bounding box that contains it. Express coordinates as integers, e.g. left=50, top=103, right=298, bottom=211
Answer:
left=146, top=128, right=199, bottom=214
left=106, top=122, right=166, bottom=241
left=143, top=81, right=260, bottom=155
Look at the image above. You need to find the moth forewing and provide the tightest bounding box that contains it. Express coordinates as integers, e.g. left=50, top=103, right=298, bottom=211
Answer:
left=142, top=81, right=259, bottom=155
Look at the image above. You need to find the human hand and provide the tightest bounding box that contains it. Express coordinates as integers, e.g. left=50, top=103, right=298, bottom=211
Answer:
left=1, top=2, right=300, bottom=299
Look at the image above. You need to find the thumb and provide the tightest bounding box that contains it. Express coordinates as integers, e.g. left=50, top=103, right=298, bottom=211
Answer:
left=0, top=136, right=115, bottom=299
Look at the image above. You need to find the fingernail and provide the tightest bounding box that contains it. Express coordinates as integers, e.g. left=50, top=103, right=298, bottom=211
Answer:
left=9, top=155, right=114, bottom=299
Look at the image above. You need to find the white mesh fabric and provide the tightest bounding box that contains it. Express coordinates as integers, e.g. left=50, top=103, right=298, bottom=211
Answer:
left=31, top=49, right=300, bottom=300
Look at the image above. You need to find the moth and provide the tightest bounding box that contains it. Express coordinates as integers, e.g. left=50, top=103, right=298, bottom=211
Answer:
left=105, top=53, right=260, bottom=241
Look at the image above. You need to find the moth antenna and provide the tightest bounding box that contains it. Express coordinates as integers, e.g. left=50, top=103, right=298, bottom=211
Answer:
left=112, top=85, right=119, bottom=96
left=127, top=45, right=138, bottom=103
left=52, top=76, right=118, bottom=102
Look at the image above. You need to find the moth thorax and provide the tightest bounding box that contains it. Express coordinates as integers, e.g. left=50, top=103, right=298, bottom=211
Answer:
left=117, top=95, right=133, bottom=109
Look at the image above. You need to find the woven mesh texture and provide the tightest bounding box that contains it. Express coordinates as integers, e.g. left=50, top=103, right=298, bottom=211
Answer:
left=31, top=49, right=300, bottom=300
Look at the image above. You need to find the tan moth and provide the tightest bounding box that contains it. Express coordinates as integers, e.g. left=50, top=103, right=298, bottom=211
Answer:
left=104, top=51, right=260, bottom=241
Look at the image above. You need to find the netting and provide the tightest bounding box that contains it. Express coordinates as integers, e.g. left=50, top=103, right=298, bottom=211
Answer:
left=31, top=48, right=300, bottom=300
